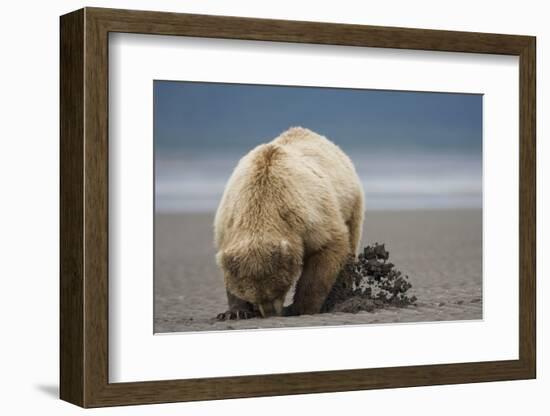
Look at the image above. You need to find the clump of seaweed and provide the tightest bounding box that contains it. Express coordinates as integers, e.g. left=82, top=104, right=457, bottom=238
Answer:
left=321, top=243, right=417, bottom=314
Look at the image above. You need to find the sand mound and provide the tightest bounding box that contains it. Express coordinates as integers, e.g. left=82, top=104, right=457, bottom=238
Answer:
left=322, top=243, right=417, bottom=313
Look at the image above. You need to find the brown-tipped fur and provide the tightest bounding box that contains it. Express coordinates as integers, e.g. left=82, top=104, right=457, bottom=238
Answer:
left=214, top=127, right=364, bottom=316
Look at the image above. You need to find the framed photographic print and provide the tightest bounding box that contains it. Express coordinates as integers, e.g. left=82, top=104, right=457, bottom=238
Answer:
left=60, top=7, right=536, bottom=408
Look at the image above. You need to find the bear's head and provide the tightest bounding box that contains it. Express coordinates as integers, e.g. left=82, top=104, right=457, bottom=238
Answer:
left=216, top=238, right=302, bottom=317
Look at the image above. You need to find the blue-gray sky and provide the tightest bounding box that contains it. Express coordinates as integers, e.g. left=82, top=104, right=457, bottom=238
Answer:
left=154, top=81, right=482, bottom=212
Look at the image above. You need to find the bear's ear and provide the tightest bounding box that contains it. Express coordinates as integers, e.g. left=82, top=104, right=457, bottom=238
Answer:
left=217, top=250, right=239, bottom=276
left=280, top=239, right=290, bottom=255
left=215, top=251, right=223, bottom=267
left=280, top=239, right=303, bottom=258
left=279, top=239, right=302, bottom=269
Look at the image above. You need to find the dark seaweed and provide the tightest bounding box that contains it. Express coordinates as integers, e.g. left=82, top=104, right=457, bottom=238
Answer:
left=321, top=243, right=417, bottom=314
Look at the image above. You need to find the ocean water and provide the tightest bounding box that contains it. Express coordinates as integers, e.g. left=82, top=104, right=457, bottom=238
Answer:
left=155, top=149, right=481, bottom=213
left=153, top=82, right=482, bottom=213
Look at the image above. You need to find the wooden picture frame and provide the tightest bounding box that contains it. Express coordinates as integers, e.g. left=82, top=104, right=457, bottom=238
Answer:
left=60, top=7, right=536, bottom=408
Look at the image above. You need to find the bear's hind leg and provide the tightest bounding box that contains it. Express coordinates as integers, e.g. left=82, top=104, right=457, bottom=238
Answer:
left=346, top=196, right=364, bottom=256
left=289, top=234, right=349, bottom=316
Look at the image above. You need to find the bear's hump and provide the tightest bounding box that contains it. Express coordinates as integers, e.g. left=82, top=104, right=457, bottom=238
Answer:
left=276, top=126, right=318, bottom=144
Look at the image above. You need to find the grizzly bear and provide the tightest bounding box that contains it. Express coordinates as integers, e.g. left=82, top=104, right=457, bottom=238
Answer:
left=214, top=127, right=364, bottom=319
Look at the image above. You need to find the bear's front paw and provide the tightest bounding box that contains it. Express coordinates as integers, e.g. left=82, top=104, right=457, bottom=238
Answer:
left=216, top=309, right=259, bottom=321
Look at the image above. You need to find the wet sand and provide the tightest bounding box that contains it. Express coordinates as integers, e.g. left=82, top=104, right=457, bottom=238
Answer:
left=154, top=209, right=482, bottom=333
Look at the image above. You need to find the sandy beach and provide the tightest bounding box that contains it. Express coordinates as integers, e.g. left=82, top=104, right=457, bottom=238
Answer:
left=154, top=209, right=482, bottom=333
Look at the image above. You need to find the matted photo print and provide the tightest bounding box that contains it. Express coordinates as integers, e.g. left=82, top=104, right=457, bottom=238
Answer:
left=153, top=81, right=482, bottom=333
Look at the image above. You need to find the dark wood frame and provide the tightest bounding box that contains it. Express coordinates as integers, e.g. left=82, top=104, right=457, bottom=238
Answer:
left=60, top=7, right=536, bottom=408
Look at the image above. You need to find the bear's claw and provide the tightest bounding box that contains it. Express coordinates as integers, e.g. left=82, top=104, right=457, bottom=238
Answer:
left=216, top=309, right=258, bottom=321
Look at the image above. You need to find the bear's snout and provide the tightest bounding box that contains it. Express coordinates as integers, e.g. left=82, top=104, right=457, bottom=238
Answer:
left=258, top=298, right=284, bottom=318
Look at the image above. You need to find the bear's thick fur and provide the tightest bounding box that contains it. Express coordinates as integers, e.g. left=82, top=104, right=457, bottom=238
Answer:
left=214, top=127, right=364, bottom=318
